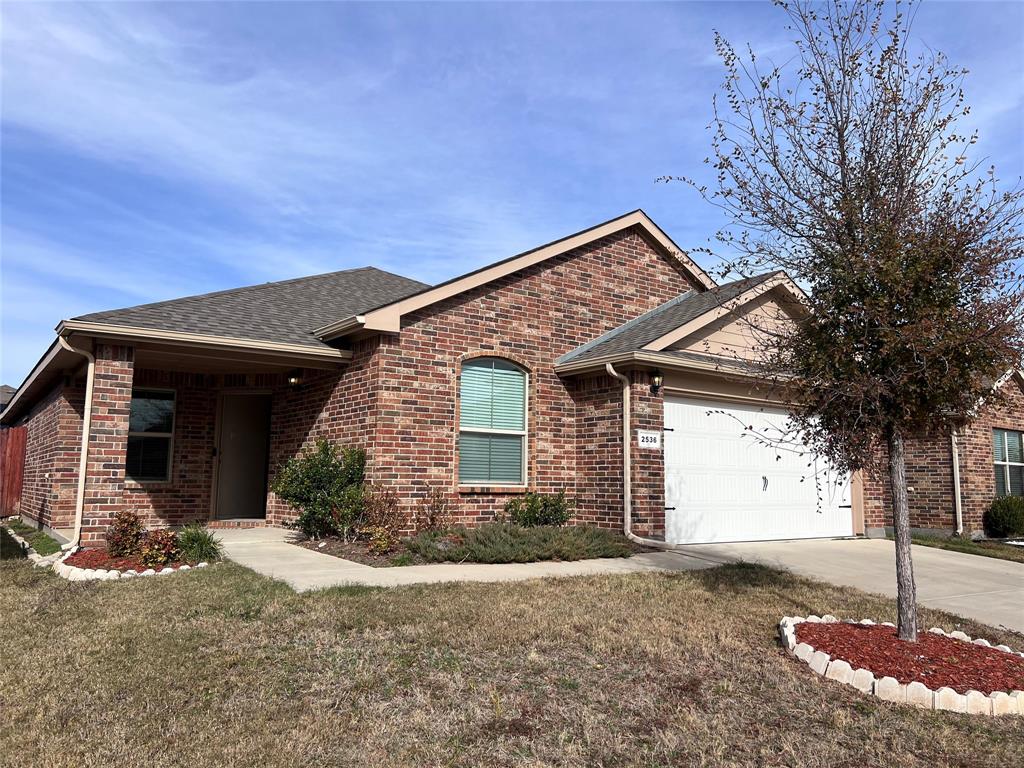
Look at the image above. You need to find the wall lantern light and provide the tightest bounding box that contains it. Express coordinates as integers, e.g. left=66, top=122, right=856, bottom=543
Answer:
left=287, top=369, right=303, bottom=386
left=650, top=369, right=664, bottom=395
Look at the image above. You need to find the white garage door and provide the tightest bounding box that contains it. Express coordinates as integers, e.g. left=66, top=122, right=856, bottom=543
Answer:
left=663, top=397, right=853, bottom=544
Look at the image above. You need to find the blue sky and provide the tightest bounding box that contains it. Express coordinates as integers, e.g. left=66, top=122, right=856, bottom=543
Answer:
left=2, top=1, right=1022, bottom=385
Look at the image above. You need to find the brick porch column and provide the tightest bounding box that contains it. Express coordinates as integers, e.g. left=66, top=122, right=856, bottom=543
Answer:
left=80, top=343, right=135, bottom=547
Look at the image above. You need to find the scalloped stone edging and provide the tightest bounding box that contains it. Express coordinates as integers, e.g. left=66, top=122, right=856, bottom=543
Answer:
left=779, top=615, right=1024, bottom=717
left=3, top=523, right=63, bottom=569
left=52, top=549, right=213, bottom=582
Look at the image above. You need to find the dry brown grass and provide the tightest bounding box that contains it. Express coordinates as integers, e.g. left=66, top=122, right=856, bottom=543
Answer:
left=1, top=560, right=1020, bottom=768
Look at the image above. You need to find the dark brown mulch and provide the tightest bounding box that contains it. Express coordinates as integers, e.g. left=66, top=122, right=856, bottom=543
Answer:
left=296, top=537, right=418, bottom=567
left=796, top=621, right=1024, bottom=694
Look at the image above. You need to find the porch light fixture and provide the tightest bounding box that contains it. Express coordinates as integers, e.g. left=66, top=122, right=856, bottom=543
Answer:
left=287, top=369, right=303, bottom=386
left=650, top=369, right=664, bottom=395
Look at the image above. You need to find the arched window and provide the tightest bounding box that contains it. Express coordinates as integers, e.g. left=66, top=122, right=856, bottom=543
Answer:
left=458, top=358, right=527, bottom=485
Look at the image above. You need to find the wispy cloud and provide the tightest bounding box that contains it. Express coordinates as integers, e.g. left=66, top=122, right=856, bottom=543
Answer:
left=2, top=1, right=1021, bottom=384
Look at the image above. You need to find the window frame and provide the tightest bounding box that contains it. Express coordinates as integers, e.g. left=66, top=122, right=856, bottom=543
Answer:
left=125, top=387, right=176, bottom=484
left=993, top=428, right=1024, bottom=498
left=457, top=358, right=529, bottom=488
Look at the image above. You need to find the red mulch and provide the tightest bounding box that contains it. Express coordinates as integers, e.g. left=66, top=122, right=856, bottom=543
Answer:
left=795, top=622, right=1024, bottom=695
left=64, top=548, right=185, bottom=572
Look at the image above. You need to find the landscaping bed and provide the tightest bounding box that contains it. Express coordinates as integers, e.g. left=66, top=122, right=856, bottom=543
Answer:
left=3, top=519, right=60, bottom=557
left=63, top=548, right=190, bottom=572
left=298, top=523, right=641, bottom=567
left=795, top=621, right=1024, bottom=695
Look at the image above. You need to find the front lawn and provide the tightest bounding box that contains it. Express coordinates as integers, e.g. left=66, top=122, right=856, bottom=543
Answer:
left=1, top=561, right=1020, bottom=767
left=906, top=533, right=1024, bottom=564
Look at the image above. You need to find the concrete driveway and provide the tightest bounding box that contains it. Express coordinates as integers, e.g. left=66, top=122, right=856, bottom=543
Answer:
left=677, top=538, right=1024, bottom=634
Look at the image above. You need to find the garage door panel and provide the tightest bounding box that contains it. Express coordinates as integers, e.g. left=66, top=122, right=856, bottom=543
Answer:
left=664, top=397, right=853, bottom=544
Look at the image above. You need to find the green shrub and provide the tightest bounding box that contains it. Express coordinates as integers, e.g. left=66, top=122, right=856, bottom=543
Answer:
left=177, top=524, right=223, bottom=564
left=983, top=496, right=1024, bottom=538
left=139, top=529, right=180, bottom=568
left=271, top=439, right=366, bottom=539
left=404, top=523, right=633, bottom=564
left=504, top=491, right=574, bottom=527
left=107, top=509, right=145, bottom=557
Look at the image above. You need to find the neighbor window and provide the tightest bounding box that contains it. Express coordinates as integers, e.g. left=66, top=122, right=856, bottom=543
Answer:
left=993, top=428, right=1024, bottom=497
left=458, top=358, right=527, bottom=485
left=125, top=389, right=175, bottom=482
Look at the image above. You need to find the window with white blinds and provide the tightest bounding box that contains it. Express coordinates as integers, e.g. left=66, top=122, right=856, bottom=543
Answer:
left=993, top=428, right=1024, bottom=497
left=458, top=358, right=527, bottom=484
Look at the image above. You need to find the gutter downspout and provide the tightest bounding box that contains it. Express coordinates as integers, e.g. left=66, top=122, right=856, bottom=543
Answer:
left=57, top=335, right=95, bottom=550
left=605, top=363, right=673, bottom=550
left=950, top=428, right=964, bottom=537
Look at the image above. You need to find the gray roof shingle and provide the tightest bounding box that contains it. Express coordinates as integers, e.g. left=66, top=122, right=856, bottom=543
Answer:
left=75, top=267, right=429, bottom=349
left=558, top=272, right=780, bottom=364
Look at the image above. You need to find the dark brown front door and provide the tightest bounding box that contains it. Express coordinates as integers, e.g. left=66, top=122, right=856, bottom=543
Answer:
left=215, top=394, right=271, bottom=519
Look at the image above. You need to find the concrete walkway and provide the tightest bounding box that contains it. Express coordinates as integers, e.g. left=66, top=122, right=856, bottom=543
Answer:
left=216, top=527, right=713, bottom=591
left=678, top=538, right=1024, bottom=633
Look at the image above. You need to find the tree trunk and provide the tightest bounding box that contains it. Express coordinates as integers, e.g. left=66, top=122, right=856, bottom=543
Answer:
left=887, top=428, right=918, bottom=641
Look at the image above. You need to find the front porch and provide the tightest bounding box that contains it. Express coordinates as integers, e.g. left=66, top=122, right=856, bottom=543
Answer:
left=75, top=338, right=349, bottom=545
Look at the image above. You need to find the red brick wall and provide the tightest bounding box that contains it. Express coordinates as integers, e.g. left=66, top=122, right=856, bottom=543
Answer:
left=958, top=377, right=1024, bottom=534
left=17, top=379, right=82, bottom=530
left=122, top=369, right=217, bottom=528
left=572, top=374, right=625, bottom=529
left=367, top=227, right=695, bottom=529
left=862, top=376, right=1024, bottom=536
left=629, top=372, right=666, bottom=539
left=80, top=344, right=134, bottom=546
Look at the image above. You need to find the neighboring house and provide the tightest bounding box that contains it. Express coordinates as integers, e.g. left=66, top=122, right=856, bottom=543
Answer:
left=0, top=385, right=15, bottom=409
left=1, top=210, right=1020, bottom=547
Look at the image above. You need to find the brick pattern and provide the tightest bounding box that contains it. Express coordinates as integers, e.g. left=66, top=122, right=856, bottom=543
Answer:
left=80, top=344, right=134, bottom=545
left=862, top=378, right=1024, bottom=535
left=18, top=379, right=82, bottom=530
left=369, top=227, right=696, bottom=530
left=572, top=374, right=626, bottom=529
left=123, top=370, right=217, bottom=529
left=629, top=372, right=666, bottom=539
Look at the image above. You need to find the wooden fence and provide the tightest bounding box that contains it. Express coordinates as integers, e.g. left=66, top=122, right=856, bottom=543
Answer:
left=0, top=426, right=27, bottom=517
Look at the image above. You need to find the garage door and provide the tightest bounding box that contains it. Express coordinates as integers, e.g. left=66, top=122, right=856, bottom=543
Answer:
left=663, top=397, right=853, bottom=544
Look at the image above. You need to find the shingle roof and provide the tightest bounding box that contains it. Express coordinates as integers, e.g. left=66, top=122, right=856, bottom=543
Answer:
left=558, top=272, right=780, bottom=364
left=0, top=385, right=15, bottom=407
left=75, top=267, right=429, bottom=349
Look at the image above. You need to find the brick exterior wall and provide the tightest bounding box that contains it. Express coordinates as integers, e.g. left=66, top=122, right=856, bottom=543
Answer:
left=367, top=227, right=695, bottom=530
left=17, top=379, right=82, bottom=530
left=80, top=344, right=135, bottom=546
left=862, top=377, right=1024, bottom=536
left=123, top=370, right=218, bottom=529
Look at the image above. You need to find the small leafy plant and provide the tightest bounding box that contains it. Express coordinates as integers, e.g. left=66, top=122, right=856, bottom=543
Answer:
left=139, top=529, right=180, bottom=568
left=983, top=496, right=1024, bottom=539
left=414, top=486, right=454, bottom=533
left=177, top=524, right=223, bottom=564
left=359, top=484, right=402, bottom=553
left=504, top=491, right=574, bottom=527
left=271, top=439, right=366, bottom=539
left=107, top=509, right=146, bottom=557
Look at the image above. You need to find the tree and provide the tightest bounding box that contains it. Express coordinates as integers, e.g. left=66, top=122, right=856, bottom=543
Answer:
left=673, top=0, right=1024, bottom=640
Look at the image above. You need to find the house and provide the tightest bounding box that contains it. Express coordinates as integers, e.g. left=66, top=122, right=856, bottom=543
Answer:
left=0, top=385, right=15, bottom=409
left=2, top=211, right=1021, bottom=547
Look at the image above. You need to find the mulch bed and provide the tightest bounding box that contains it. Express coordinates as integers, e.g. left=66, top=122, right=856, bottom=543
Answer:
left=64, top=548, right=187, bottom=572
left=796, top=622, right=1024, bottom=695
left=296, top=537, right=420, bottom=567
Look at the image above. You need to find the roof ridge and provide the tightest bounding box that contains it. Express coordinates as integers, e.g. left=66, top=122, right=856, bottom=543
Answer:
left=75, top=266, right=427, bottom=321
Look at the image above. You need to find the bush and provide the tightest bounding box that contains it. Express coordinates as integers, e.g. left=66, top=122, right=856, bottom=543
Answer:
left=983, top=496, right=1024, bottom=538
left=271, top=439, right=366, bottom=539
left=139, top=529, right=180, bottom=568
left=360, top=485, right=402, bottom=554
left=107, top=510, right=145, bottom=557
left=177, top=524, right=223, bottom=564
left=413, top=487, right=453, bottom=533
left=404, top=523, right=633, bottom=564
left=504, top=491, right=574, bottom=527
